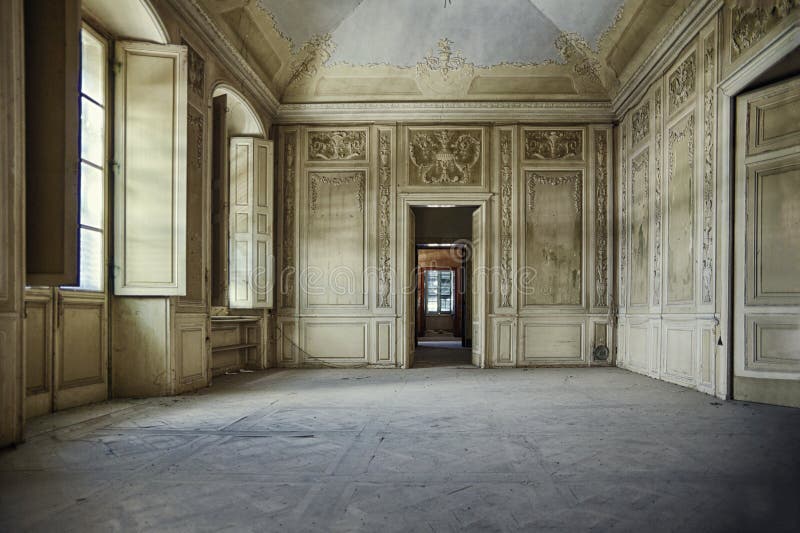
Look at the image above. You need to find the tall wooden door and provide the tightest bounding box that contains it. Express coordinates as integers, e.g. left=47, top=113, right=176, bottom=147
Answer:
left=733, top=76, right=800, bottom=407
left=471, top=207, right=485, bottom=367
left=406, top=209, right=416, bottom=368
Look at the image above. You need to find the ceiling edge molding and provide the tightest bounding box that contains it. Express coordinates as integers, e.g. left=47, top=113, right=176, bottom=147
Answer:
left=612, top=0, right=723, bottom=118
left=166, top=0, right=280, bottom=117
left=275, top=101, right=615, bottom=124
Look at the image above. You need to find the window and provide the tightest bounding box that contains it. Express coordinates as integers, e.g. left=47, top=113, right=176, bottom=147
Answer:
left=74, top=25, right=107, bottom=291
left=425, top=269, right=453, bottom=314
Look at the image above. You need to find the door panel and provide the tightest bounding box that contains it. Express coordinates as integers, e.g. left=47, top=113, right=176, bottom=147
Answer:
left=54, top=291, right=107, bottom=410
left=734, top=76, right=800, bottom=407
left=24, top=289, right=53, bottom=418
left=406, top=209, right=415, bottom=368
left=472, top=208, right=484, bottom=367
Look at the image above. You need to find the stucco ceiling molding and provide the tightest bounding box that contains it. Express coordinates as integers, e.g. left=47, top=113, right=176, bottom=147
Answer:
left=166, top=0, right=280, bottom=116
left=275, top=101, right=614, bottom=124
left=613, top=0, right=722, bottom=117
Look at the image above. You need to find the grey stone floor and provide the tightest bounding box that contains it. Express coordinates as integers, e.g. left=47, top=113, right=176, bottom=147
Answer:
left=1, top=367, right=799, bottom=532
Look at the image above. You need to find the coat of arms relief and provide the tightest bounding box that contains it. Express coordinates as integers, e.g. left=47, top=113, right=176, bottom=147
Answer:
left=408, top=129, right=482, bottom=184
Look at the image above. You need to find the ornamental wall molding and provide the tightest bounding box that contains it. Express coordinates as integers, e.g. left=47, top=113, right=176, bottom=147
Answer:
left=377, top=130, right=393, bottom=309
left=669, top=51, right=697, bottom=111
left=525, top=171, right=583, bottom=214
left=307, top=129, right=367, bottom=161
left=653, top=89, right=663, bottom=306
left=167, top=0, right=280, bottom=116
left=498, top=130, right=513, bottom=308
left=408, top=129, right=482, bottom=184
left=309, top=171, right=366, bottom=213
left=594, top=130, right=609, bottom=308
left=282, top=132, right=297, bottom=308
left=702, top=35, right=716, bottom=304
left=613, top=0, right=721, bottom=117
left=524, top=130, right=582, bottom=160
left=619, top=125, right=628, bottom=308
left=731, top=0, right=800, bottom=60
left=276, top=101, right=615, bottom=124
left=631, top=101, right=650, bottom=146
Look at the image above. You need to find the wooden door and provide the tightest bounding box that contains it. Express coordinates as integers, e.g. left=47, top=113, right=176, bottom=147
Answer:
left=406, top=208, right=416, bottom=368
left=733, top=76, right=800, bottom=407
left=471, top=207, right=485, bottom=367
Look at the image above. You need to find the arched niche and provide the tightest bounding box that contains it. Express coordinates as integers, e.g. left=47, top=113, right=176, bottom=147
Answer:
left=82, top=0, right=168, bottom=44
left=212, top=84, right=266, bottom=138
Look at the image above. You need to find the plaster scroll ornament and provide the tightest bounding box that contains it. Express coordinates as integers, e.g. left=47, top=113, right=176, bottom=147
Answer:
left=284, top=34, right=335, bottom=89
left=499, top=131, right=513, bottom=308
left=669, top=52, right=696, bottom=110
left=308, top=130, right=367, bottom=161
left=525, top=130, right=582, bottom=160
left=409, top=130, right=481, bottom=184
left=416, top=38, right=475, bottom=96
left=631, top=102, right=650, bottom=145
left=731, top=0, right=799, bottom=60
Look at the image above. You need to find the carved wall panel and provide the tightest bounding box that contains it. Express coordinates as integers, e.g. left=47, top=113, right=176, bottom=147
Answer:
left=523, top=129, right=583, bottom=161
left=702, top=34, right=716, bottom=305
left=523, top=171, right=583, bottom=306
left=281, top=131, right=297, bottom=309
left=307, top=128, right=368, bottom=161
left=181, top=104, right=205, bottom=309
left=376, top=129, right=393, bottom=309
left=653, top=89, right=663, bottom=306
left=619, top=124, right=628, bottom=309
left=305, top=170, right=367, bottom=307
left=498, top=129, right=514, bottom=308
left=629, top=149, right=650, bottom=307
left=594, top=130, right=609, bottom=308
left=729, top=1, right=800, bottom=62
left=407, top=127, right=484, bottom=185
left=666, top=113, right=695, bottom=305
left=631, top=102, right=650, bottom=146
left=668, top=51, right=696, bottom=115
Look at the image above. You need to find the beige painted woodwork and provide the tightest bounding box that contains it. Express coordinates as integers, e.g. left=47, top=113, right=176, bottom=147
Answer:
left=733, top=76, right=800, bottom=408
left=0, top=0, right=25, bottom=445
left=228, top=137, right=275, bottom=309
left=24, top=0, right=80, bottom=287
left=277, top=122, right=611, bottom=368
left=114, top=41, right=188, bottom=296
left=617, top=22, right=718, bottom=396
left=112, top=298, right=208, bottom=397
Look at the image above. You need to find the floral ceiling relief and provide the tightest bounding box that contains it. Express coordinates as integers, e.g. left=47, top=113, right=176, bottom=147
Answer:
left=408, top=129, right=482, bottom=185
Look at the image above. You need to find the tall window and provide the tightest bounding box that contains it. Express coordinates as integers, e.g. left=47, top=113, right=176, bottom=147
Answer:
left=425, top=269, right=453, bottom=314
left=75, top=25, right=107, bottom=291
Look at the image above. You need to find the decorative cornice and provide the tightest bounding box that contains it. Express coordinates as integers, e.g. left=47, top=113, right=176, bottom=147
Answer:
left=276, top=101, right=614, bottom=124
left=612, top=0, right=723, bottom=118
left=166, top=0, right=280, bottom=117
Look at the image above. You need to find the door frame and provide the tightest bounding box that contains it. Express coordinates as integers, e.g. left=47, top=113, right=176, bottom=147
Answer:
left=397, top=193, right=491, bottom=368
left=716, top=24, right=800, bottom=399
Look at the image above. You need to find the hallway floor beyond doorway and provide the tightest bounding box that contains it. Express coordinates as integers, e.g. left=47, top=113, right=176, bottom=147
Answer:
left=1, top=368, right=799, bottom=531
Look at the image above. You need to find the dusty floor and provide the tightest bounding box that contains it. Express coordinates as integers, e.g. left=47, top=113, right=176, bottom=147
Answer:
left=1, top=367, right=799, bottom=532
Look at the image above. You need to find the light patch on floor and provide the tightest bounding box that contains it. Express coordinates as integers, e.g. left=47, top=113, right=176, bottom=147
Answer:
left=1, top=368, right=799, bottom=531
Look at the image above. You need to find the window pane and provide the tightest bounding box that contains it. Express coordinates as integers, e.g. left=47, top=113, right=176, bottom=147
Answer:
left=79, top=228, right=103, bottom=291
left=81, top=28, right=105, bottom=105
left=80, top=162, right=103, bottom=229
left=81, top=97, right=105, bottom=166
left=440, top=297, right=451, bottom=313
left=426, top=297, right=438, bottom=314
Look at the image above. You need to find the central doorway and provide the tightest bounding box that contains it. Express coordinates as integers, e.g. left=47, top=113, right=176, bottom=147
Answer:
left=400, top=197, right=488, bottom=369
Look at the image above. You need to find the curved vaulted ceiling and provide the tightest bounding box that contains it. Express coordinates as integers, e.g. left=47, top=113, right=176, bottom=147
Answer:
left=198, top=0, right=691, bottom=103
left=258, top=0, right=624, bottom=67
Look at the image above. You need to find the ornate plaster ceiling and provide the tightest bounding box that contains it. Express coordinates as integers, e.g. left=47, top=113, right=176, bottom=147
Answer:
left=198, top=0, right=691, bottom=103
left=257, top=0, right=624, bottom=67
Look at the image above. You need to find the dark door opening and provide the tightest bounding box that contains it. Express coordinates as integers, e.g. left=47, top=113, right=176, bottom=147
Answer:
left=412, top=206, right=475, bottom=367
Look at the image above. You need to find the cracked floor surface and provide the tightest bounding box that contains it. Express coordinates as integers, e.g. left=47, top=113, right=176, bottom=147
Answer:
left=1, top=367, right=799, bottom=532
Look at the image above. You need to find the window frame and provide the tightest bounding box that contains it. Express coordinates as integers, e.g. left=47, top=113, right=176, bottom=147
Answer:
left=424, top=268, right=455, bottom=316
left=61, top=21, right=110, bottom=293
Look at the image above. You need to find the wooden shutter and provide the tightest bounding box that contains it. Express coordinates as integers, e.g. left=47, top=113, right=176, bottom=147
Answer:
left=24, top=0, right=80, bottom=286
left=113, top=41, right=187, bottom=295
left=228, top=137, right=274, bottom=309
